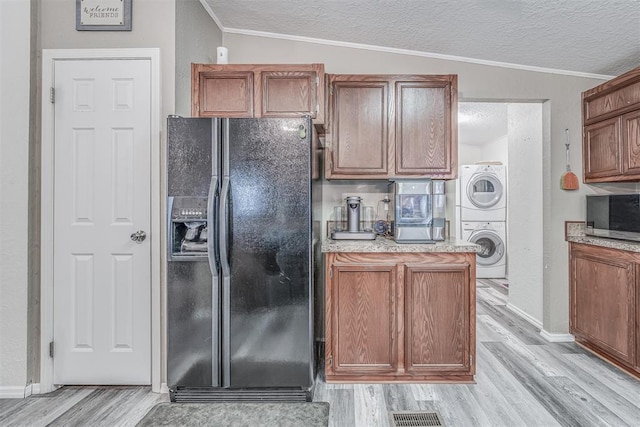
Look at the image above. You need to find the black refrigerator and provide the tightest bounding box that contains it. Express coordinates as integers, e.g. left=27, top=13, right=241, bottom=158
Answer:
left=166, top=117, right=320, bottom=402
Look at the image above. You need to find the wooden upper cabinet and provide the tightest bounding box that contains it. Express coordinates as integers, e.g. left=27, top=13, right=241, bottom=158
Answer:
left=582, top=66, right=640, bottom=182
left=326, top=74, right=457, bottom=180
left=583, top=116, right=622, bottom=179
left=195, top=71, right=254, bottom=117
left=260, top=70, right=319, bottom=118
left=584, top=75, right=640, bottom=123
left=191, top=63, right=324, bottom=124
left=395, top=80, right=455, bottom=176
left=622, top=109, right=640, bottom=175
left=328, top=77, right=390, bottom=176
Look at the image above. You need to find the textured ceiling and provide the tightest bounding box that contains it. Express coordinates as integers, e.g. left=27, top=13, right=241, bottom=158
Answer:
left=203, top=0, right=640, bottom=77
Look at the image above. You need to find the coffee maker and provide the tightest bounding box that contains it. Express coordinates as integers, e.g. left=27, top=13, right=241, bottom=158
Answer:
left=330, top=196, right=376, bottom=240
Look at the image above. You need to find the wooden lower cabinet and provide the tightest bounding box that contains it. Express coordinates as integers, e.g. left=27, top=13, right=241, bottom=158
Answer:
left=325, top=252, right=476, bottom=383
left=569, top=243, right=639, bottom=375
left=330, top=263, right=398, bottom=375
left=404, top=264, right=471, bottom=374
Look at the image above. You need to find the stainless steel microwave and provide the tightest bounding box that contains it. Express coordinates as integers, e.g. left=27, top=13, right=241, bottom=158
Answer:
left=586, top=194, right=640, bottom=242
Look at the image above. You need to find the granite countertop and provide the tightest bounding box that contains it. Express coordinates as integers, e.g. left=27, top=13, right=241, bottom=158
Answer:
left=565, top=221, right=640, bottom=253
left=567, top=235, right=640, bottom=253
left=321, top=236, right=480, bottom=253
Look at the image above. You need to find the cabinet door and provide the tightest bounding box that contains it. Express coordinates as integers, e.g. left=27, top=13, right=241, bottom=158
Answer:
left=259, top=70, right=320, bottom=120
left=192, top=70, right=254, bottom=117
left=570, top=244, right=636, bottom=367
left=583, top=116, right=622, bottom=180
left=327, top=77, right=390, bottom=177
left=622, top=110, right=640, bottom=176
left=395, top=80, right=456, bottom=177
left=404, top=263, right=471, bottom=374
left=327, top=263, right=397, bottom=376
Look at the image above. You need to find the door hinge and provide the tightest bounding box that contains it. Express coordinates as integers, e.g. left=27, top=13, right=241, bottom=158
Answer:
left=316, top=103, right=320, bottom=114
left=49, top=341, right=54, bottom=358
left=470, top=354, right=474, bottom=365
left=328, top=355, right=333, bottom=366
left=316, top=76, right=319, bottom=86
left=329, top=85, right=333, bottom=96
left=50, top=87, right=55, bottom=104
left=329, top=268, right=333, bottom=278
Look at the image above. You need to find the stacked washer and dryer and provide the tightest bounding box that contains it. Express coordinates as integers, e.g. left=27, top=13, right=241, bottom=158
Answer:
left=456, top=164, right=507, bottom=278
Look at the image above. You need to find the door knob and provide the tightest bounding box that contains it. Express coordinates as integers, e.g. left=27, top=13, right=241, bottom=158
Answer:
left=130, top=230, right=147, bottom=243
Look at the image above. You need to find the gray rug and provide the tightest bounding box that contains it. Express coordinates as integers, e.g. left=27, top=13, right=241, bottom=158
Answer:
left=137, top=402, right=330, bottom=427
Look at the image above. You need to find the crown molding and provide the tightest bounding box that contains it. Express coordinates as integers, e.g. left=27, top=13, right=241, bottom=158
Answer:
left=207, top=20, right=614, bottom=80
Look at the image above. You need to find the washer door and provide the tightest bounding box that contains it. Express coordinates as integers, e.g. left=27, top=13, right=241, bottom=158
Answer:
left=469, top=230, right=505, bottom=266
left=466, top=173, right=504, bottom=209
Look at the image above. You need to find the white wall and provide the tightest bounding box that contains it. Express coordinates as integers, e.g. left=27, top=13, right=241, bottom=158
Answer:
left=175, top=0, right=222, bottom=116
left=459, top=135, right=508, bottom=166
left=507, top=103, right=544, bottom=323
left=0, top=0, right=31, bottom=397
left=3, top=0, right=176, bottom=390
left=223, top=32, right=607, bottom=335
left=39, top=0, right=176, bottom=125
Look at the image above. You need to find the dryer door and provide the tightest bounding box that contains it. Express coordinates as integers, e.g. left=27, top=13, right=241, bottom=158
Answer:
left=466, top=173, right=504, bottom=209
left=469, top=230, right=505, bottom=266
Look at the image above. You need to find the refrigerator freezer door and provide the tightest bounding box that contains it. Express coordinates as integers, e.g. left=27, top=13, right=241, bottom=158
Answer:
left=167, top=117, right=220, bottom=388
left=223, top=118, right=313, bottom=389
left=167, top=118, right=215, bottom=197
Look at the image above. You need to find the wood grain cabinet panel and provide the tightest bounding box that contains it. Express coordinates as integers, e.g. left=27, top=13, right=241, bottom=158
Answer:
left=260, top=70, right=318, bottom=118
left=584, top=77, right=640, bottom=123
left=570, top=243, right=636, bottom=368
left=191, top=63, right=324, bottom=124
left=325, top=74, right=457, bottom=180
left=404, top=264, right=470, bottom=374
left=582, top=66, right=640, bottom=182
left=395, top=81, right=454, bottom=176
left=330, top=263, right=397, bottom=375
left=622, top=109, right=640, bottom=175
left=324, top=252, right=475, bottom=383
left=329, top=78, right=389, bottom=176
left=583, top=117, right=622, bottom=180
left=197, top=71, right=254, bottom=117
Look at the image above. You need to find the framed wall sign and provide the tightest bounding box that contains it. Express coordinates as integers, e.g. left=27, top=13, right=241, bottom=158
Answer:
left=76, top=0, right=132, bottom=31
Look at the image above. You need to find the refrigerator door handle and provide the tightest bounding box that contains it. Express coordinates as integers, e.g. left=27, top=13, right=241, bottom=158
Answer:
left=206, top=176, right=218, bottom=275
left=219, top=177, right=231, bottom=277
left=219, top=175, right=231, bottom=387
left=207, top=174, right=221, bottom=387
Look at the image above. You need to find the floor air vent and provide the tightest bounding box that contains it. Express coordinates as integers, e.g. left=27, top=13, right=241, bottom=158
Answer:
left=389, top=411, right=445, bottom=427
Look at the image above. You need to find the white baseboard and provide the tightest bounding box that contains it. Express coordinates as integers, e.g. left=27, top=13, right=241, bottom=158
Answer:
left=506, top=303, right=543, bottom=329
left=0, top=386, right=28, bottom=399
left=540, top=329, right=575, bottom=343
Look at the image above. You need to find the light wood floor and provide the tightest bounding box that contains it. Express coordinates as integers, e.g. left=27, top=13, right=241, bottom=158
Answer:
left=2, top=279, right=640, bottom=427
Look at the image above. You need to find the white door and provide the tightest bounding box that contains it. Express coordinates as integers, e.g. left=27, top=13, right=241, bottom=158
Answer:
left=52, top=59, right=151, bottom=384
